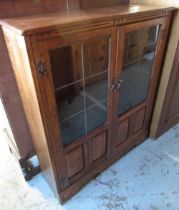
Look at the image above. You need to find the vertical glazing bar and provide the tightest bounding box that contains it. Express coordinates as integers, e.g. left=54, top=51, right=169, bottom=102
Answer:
left=81, top=43, right=88, bottom=135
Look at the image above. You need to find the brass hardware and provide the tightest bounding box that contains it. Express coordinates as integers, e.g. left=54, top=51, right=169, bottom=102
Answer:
left=111, top=79, right=123, bottom=92
left=37, top=60, right=48, bottom=76
left=111, top=84, right=116, bottom=92
left=116, top=79, right=123, bottom=91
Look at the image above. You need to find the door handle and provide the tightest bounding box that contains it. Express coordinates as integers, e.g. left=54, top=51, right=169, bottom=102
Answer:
left=111, top=79, right=123, bottom=92
left=116, top=79, right=123, bottom=91
left=111, top=84, right=116, bottom=93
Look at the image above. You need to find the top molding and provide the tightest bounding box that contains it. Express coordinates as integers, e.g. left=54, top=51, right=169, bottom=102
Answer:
left=0, top=5, right=175, bottom=36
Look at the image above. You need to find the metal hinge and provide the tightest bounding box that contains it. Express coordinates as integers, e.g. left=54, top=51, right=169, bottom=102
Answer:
left=37, top=60, right=48, bottom=76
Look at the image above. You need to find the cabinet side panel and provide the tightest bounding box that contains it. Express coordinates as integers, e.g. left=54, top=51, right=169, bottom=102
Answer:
left=2, top=27, right=59, bottom=198
left=0, top=27, right=35, bottom=160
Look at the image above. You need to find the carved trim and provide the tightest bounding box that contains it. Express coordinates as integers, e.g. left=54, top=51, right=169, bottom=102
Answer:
left=160, top=11, right=169, bottom=16
left=114, top=17, right=127, bottom=25
left=125, top=12, right=162, bottom=23
left=33, top=20, right=114, bottom=40
left=31, top=10, right=170, bottom=40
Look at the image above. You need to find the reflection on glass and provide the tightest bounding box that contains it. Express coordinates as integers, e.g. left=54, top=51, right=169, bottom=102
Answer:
left=85, top=73, right=108, bottom=108
left=55, top=82, right=86, bottom=145
left=55, top=83, right=84, bottom=121
left=83, top=37, right=109, bottom=78
left=50, top=45, right=82, bottom=89
left=86, top=105, right=107, bottom=133
left=85, top=72, right=108, bottom=132
left=50, top=36, right=110, bottom=146
left=60, top=112, right=86, bottom=146
left=118, top=25, right=160, bottom=115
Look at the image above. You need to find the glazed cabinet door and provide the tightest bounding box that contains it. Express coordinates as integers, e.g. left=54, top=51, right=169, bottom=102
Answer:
left=31, top=28, right=117, bottom=190
left=113, top=18, right=169, bottom=152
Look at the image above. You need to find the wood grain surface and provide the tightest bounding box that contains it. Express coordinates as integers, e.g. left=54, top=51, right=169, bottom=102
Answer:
left=0, top=5, right=174, bottom=35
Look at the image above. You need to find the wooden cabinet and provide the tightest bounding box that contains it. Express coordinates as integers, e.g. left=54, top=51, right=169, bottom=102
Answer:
left=0, top=5, right=174, bottom=203
left=154, top=41, right=179, bottom=137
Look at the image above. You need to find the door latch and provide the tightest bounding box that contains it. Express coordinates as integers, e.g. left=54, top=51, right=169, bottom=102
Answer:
left=116, top=79, right=123, bottom=91
left=37, top=60, right=48, bottom=77
left=111, top=84, right=116, bottom=93
left=111, top=79, right=123, bottom=92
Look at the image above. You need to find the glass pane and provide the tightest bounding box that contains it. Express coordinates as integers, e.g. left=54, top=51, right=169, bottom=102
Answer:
left=83, top=37, right=110, bottom=78
left=85, top=72, right=108, bottom=132
left=86, top=105, right=107, bottom=133
left=50, top=45, right=82, bottom=89
left=50, top=36, right=110, bottom=146
left=85, top=72, right=108, bottom=108
left=60, top=112, right=86, bottom=146
left=118, top=25, right=160, bottom=116
left=54, top=82, right=86, bottom=145
left=55, top=82, right=84, bottom=121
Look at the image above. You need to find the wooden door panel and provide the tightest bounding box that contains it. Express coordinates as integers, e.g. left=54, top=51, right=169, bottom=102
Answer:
left=116, top=118, right=129, bottom=146
left=66, top=146, right=85, bottom=178
left=91, top=131, right=107, bottom=162
left=115, top=106, right=146, bottom=147
left=133, top=108, right=146, bottom=133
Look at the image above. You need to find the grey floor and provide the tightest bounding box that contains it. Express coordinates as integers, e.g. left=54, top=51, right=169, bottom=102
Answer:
left=0, top=123, right=179, bottom=210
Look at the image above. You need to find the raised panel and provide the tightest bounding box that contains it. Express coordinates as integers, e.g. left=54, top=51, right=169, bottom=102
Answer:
left=92, top=132, right=107, bottom=162
left=133, top=108, right=146, bottom=133
left=116, top=118, right=129, bottom=146
left=66, top=146, right=84, bottom=178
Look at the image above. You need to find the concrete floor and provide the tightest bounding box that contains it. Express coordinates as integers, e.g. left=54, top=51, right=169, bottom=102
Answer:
left=0, top=124, right=179, bottom=210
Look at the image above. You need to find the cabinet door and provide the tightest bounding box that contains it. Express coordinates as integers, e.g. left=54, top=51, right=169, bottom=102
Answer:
left=113, top=18, right=168, bottom=151
left=31, top=28, right=117, bottom=188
